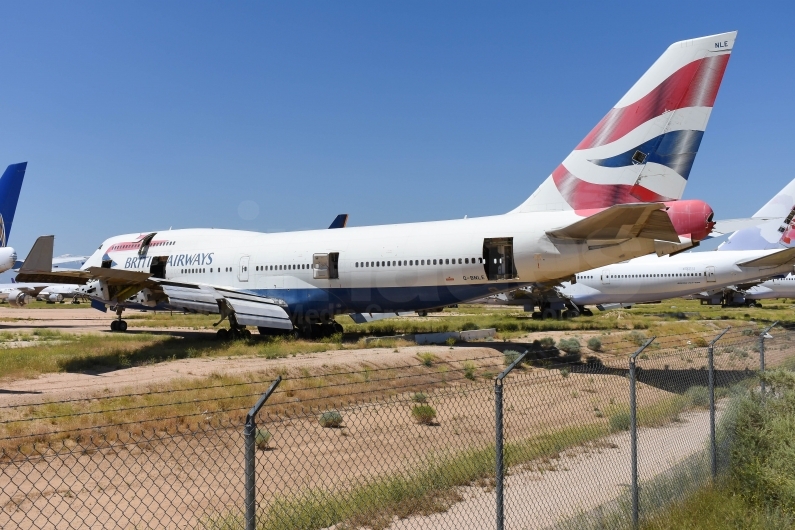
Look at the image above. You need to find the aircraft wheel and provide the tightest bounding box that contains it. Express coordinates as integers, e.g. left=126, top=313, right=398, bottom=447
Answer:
left=567, top=309, right=580, bottom=318
left=333, top=321, right=344, bottom=334
left=531, top=311, right=541, bottom=320
left=541, top=308, right=555, bottom=320
left=582, top=308, right=593, bottom=317
left=241, top=329, right=252, bottom=339
left=417, top=310, right=428, bottom=317
left=110, top=320, right=119, bottom=332
left=119, top=320, right=128, bottom=332
left=216, top=328, right=229, bottom=340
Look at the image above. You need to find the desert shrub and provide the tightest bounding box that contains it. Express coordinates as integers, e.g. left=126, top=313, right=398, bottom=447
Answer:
left=693, top=336, right=708, bottom=348
left=417, top=352, right=436, bottom=367
left=685, top=386, right=710, bottom=408
left=411, top=404, right=437, bottom=425
left=463, top=361, right=476, bottom=380
left=255, top=429, right=272, bottom=450
left=557, top=338, right=581, bottom=354
left=501, top=322, right=519, bottom=332
left=445, top=337, right=457, bottom=347
left=628, top=330, right=647, bottom=346
left=609, top=409, right=631, bottom=432
left=461, top=321, right=477, bottom=331
left=318, top=411, right=343, bottom=428
left=731, top=370, right=795, bottom=512
left=587, top=337, right=602, bottom=351
left=539, top=337, right=556, bottom=348
left=560, top=367, right=570, bottom=378
left=411, top=392, right=428, bottom=404
left=502, top=349, right=524, bottom=366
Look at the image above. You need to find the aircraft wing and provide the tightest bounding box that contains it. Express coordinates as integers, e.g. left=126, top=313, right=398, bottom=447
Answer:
left=155, top=280, right=294, bottom=330
left=737, top=248, right=795, bottom=268
left=546, top=203, right=679, bottom=243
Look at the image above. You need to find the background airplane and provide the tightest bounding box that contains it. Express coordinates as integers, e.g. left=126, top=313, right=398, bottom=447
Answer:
left=0, top=163, right=28, bottom=274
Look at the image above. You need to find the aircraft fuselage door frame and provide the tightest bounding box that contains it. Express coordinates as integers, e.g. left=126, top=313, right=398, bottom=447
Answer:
left=706, top=265, right=716, bottom=282
left=602, top=270, right=611, bottom=285
left=239, top=256, right=250, bottom=282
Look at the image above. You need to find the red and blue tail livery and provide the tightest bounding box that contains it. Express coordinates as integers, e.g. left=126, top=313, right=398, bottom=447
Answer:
left=513, top=32, right=735, bottom=214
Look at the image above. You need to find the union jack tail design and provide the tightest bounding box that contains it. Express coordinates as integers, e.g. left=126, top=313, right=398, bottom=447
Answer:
left=512, top=32, right=736, bottom=214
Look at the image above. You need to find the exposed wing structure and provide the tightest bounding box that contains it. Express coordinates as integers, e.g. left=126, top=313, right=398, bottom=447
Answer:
left=158, top=281, right=293, bottom=330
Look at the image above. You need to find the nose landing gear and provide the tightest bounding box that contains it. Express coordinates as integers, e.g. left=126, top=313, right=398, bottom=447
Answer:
left=110, top=307, right=128, bottom=332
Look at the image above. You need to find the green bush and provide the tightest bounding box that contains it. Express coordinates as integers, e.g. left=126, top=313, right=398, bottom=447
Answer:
left=608, top=409, right=631, bottom=432
left=585, top=355, right=603, bottom=367
left=587, top=337, right=602, bottom=351
left=417, top=352, right=436, bottom=367
left=502, top=350, right=524, bottom=366
left=685, top=386, right=710, bottom=408
left=463, top=361, right=476, bottom=380
left=255, top=429, right=272, bottom=451
left=560, top=367, right=570, bottom=378
left=693, top=336, right=708, bottom=348
left=319, top=411, right=343, bottom=428
left=461, top=321, right=478, bottom=331
left=411, top=404, right=437, bottom=425
left=628, top=330, right=647, bottom=346
left=539, top=337, right=556, bottom=348
left=557, top=338, right=581, bottom=355
left=501, top=322, right=519, bottom=332
left=411, top=392, right=428, bottom=404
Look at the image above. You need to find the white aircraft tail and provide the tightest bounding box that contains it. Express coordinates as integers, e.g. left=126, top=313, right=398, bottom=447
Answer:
left=719, top=176, right=795, bottom=251
left=512, top=31, right=736, bottom=213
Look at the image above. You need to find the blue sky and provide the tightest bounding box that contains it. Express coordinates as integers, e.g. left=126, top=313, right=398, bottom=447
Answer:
left=0, top=1, right=792, bottom=257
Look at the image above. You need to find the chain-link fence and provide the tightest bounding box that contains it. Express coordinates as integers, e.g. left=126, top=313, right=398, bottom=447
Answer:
left=1, top=324, right=794, bottom=529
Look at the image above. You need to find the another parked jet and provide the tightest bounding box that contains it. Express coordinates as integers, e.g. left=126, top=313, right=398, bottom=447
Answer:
left=18, top=32, right=735, bottom=335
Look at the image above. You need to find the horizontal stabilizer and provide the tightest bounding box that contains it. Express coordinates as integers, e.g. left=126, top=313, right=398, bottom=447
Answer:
left=547, top=203, right=679, bottom=242
left=737, top=248, right=795, bottom=268
left=710, top=217, right=773, bottom=236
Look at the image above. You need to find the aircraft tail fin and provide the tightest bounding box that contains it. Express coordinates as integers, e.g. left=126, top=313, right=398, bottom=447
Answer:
left=719, top=176, right=795, bottom=251
left=512, top=32, right=736, bottom=214
left=20, top=235, right=54, bottom=273
left=0, top=163, right=27, bottom=245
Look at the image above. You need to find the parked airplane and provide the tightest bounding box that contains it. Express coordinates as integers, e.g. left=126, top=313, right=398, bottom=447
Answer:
left=0, top=281, right=81, bottom=305
left=693, top=176, right=795, bottom=305
left=0, top=163, right=28, bottom=273
left=523, top=176, right=795, bottom=315
left=18, top=32, right=735, bottom=335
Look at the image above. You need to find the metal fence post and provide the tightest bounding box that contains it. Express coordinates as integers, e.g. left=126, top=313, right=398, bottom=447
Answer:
left=495, top=350, right=528, bottom=530
left=629, top=337, right=655, bottom=530
left=708, top=327, right=730, bottom=480
left=759, top=322, right=778, bottom=399
left=245, top=376, right=282, bottom=530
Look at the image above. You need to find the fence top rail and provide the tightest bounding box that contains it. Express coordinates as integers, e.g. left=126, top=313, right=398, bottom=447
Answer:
left=630, top=337, right=656, bottom=362
left=710, top=327, right=732, bottom=346
left=496, top=350, right=529, bottom=382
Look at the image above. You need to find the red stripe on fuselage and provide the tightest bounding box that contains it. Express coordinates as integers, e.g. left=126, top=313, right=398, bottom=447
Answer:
left=575, top=54, right=730, bottom=150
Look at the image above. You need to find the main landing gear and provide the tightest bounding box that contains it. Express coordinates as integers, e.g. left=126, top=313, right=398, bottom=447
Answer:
left=216, top=327, right=252, bottom=341
left=297, top=320, right=344, bottom=339
left=215, top=314, right=253, bottom=341
left=110, top=307, right=128, bottom=332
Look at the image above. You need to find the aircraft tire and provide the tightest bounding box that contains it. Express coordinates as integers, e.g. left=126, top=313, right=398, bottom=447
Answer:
left=755, top=302, right=762, bottom=308
left=110, top=320, right=118, bottom=332
left=582, top=308, right=593, bottom=317
left=119, top=320, right=128, bottom=332
left=541, top=309, right=555, bottom=320
left=216, top=328, right=229, bottom=340
left=242, top=329, right=252, bottom=339
left=333, top=322, right=344, bottom=334
left=567, top=309, right=580, bottom=318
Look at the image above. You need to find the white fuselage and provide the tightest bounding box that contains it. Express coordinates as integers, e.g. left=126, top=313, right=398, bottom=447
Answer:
left=558, top=250, right=795, bottom=306
left=81, top=212, right=666, bottom=317
left=745, top=274, right=795, bottom=300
